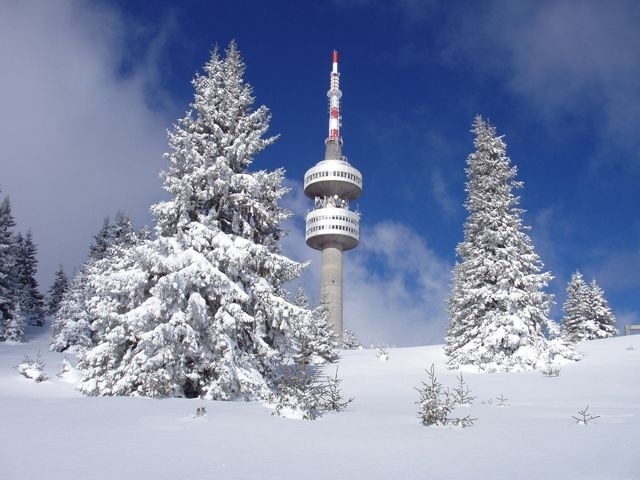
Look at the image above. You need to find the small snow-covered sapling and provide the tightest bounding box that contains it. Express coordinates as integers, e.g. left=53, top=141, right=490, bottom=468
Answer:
left=415, top=364, right=476, bottom=427
left=321, top=367, right=354, bottom=412
left=541, top=359, right=560, bottom=377
left=376, top=344, right=389, bottom=361
left=572, top=405, right=600, bottom=425
left=16, top=353, right=48, bottom=382
left=56, top=357, right=72, bottom=377
left=452, top=373, right=477, bottom=405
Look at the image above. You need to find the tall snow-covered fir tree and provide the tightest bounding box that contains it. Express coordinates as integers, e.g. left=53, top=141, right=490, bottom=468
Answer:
left=0, top=194, right=21, bottom=341
left=561, top=271, right=590, bottom=343
left=585, top=279, right=618, bottom=339
left=14, top=231, right=45, bottom=326
left=76, top=42, right=306, bottom=400
left=445, top=116, right=573, bottom=372
left=46, top=265, right=69, bottom=315
left=562, top=272, right=618, bottom=341
left=50, top=267, right=95, bottom=352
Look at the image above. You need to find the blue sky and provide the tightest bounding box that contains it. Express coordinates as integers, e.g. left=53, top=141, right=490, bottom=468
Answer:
left=1, top=0, right=638, bottom=346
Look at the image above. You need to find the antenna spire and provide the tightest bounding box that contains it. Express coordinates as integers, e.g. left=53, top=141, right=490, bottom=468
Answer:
left=327, top=50, right=342, bottom=142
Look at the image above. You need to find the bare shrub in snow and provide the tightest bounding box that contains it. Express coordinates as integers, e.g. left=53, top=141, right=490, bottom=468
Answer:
left=572, top=405, right=600, bottom=425
left=451, top=373, right=476, bottom=405
left=496, top=394, right=509, bottom=407
left=194, top=406, right=207, bottom=418
left=16, top=353, right=47, bottom=382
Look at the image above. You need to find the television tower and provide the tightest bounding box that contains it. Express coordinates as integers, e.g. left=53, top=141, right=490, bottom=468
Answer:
left=304, top=50, right=362, bottom=340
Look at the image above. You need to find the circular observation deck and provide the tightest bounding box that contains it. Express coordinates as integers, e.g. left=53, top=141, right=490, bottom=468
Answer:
left=304, top=160, right=362, bottom=200
left=305, top=207, right=360, bottom=251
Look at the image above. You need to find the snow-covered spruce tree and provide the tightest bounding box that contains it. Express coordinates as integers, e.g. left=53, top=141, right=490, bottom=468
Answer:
left=584, top=279, right=618, bottom=339
left=561, top=271, right=590, bottom=343
left=341, top=328, right=361, bottom=350
left=77, top=42, right=306, bottom=400
left=291, top=287, right=339, bottom=364
left=50, top=212, right=141, bottom=352
left=89, top=212, right=138, bottom=262
left=14, top=231, right=45, bottom=326
left=46, top=265, right=69, bottom=315
left=445, top=116, right=574, bottom=372
left=50, top=267, right=94, bottom=352
left=88, top=217, right=113, bottom=261
left=561, top=273, right=618, bottom=341
left=0, top=194, right=20, bottom=341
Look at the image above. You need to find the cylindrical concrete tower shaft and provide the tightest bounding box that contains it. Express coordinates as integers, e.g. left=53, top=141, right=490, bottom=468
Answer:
left=303, top=51, right=362, bottom=341
left=321, top=243, right=344, bottom=335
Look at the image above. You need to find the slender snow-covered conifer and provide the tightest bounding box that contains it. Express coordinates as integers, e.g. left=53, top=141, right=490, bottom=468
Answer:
left=0, top=194, right=20, bottom=341
left=77, top=42, right=306, bottom=399
left=46, top=265, right=69, bottom=315
left=561, top=271, right=590, bottom=343
left=88, top=217, right=113, bottom=262
left=445, top=116, right=572, bottom=371
left=341, top=329, right=361, bottom=350
left=292, top=287, right=338, bottom=364
left=585, top=279, right=618, bottom=339
left=50, top=268, right=94, bottom=351
left=50, top=212, right=140, bottom=352
left=562, top=273, right=618, bottom=341
left=15, top=231, right=45, bottom=326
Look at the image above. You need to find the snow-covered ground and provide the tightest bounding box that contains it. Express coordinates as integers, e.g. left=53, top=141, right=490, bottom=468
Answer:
left=1, top=326, right=638, bottom=480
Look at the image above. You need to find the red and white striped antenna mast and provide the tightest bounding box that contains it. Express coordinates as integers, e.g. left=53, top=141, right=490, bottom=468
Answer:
left=327, top=50, right=342, bottom=142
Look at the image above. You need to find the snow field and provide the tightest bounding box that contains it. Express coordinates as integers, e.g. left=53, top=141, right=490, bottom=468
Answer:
left=1, top=326, right=639, bottom=480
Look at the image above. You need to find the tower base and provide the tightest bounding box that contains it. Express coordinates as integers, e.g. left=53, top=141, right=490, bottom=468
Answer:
left=321, top=242, right=344, bottom=341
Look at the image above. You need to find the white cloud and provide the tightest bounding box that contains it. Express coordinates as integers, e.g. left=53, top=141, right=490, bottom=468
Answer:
left=0, top=0, right=171, bottom=286
left=345, top=221, right=452, bottom=346
left=592, top=248, right=640, bottom=293
left=442, top=0, right=640, bottom=162
left=430, top=168, right=457, bottom=219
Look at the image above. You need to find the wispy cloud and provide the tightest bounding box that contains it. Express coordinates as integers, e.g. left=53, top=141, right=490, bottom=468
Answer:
left=345, top=221, right=452, bottom=346
left=0, top=0, right=171, bottom=285
left=592, top=248, right=640, bottom=293
left=441, top=0, right=640, bottom=167
left=430, top=168, right=457, bottom=219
